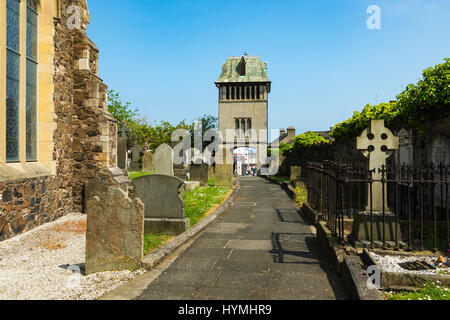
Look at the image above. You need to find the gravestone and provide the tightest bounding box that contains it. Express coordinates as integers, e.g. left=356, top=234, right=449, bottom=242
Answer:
left=356, top=119, right=399, bottom=212
left=351, top=120, right=401, bottom=243
left=133, top=175, right=189, bottom=235
left=117, top=137, right=128, bottom=170
left=431, top=136, right=449, bottom=202
left=117, top=123, right=130, bottom=170
left=85, top=188, right=144, bottom=275
left=142, top=151, right=154, bottom=173
left=397, top=129, right=413, bottom=166
left=154, top=143, right=174, bottom=176
left=215, top=147, right=233, bottom=186
left=130, top=144, right=141, bottom=171
left=84, top=176, right=110, bottom=212
left=190, top=163, right=208, bottom=186
left=208, top=165, right=215, bottom=178
left=290, top=166, right=302, bottom=183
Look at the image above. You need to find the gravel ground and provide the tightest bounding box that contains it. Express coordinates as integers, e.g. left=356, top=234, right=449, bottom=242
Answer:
left=369, top=252, right=450, bottom=276
left=0, top=213, right=144, bottom=300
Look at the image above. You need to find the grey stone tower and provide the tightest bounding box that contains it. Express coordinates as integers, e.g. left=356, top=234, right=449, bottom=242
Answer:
left=215, top=55, right=271, bottom=167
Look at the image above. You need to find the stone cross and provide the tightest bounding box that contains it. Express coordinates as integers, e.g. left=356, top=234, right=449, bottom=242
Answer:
left=357, top=119, right=399, bottom=212
left=119, top=122, right=130, bottom=138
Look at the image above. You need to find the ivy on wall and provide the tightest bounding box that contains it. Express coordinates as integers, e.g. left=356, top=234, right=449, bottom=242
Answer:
left=280, top=132, right=330, bottom=156
left=279, top=58, right=449, bottom=156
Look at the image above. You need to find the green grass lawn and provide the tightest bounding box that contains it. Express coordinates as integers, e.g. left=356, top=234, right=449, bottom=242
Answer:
left=183, top=186, right=231, bottom=227
left=128, top=171, right=153, bottom=180
left=143, top=234, right=174, bottom=255
left=386, top=282, right=450, bottom=300
left=142, top=181, right=231, bottom=255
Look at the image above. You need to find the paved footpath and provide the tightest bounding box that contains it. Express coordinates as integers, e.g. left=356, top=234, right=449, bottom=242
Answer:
left=136, top=177, right=348, bottom=300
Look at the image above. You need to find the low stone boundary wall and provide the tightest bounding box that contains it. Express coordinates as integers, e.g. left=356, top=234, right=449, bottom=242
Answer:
left=341, top=255, right=382, bottom=300
left=141, top=179, right=241, bottom=269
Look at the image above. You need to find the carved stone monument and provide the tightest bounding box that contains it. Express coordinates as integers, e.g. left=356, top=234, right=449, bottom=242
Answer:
left=117, top=123, right=130, bottom=170
left=85, top=188, right=144, bottom=275
left=154, top=143, right=174, bottom=176
left=215, top=147, right=233, bottom=186
left=130, top=144, right=141, bottom=171
left=142, top=151, right=154, bottom=173
left=290, top=166, right=302, bottom=183
left=133, top=175, right=189, bottom=235
left=190, top=163, right=209, bottom=186
left=351, top=120, right=401, bottom=243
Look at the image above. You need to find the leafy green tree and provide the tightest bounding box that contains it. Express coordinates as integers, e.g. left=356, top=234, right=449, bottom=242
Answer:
left=396, top=58, right=450, bottom=126
left=107, top=89, right=140, bottom=124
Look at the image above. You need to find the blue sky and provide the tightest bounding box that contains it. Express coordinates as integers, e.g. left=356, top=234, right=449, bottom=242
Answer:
left=87, top=0, right=450, bottom=136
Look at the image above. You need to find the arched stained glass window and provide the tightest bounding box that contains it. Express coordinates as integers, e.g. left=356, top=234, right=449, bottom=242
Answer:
left=26, top=0, right=38, bottom=161
left=27, top=0, right=38, bottom=11
left=4, top=0, right=38, bottom=162
left=6, top=0, right=21, bottom=162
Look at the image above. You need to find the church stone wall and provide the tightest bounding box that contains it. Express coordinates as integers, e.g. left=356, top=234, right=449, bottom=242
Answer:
left=0, top=0, right=123, bottom=241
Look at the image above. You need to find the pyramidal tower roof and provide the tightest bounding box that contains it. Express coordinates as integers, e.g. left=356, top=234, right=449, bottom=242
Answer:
left=216, top=55, right=270, bottom=83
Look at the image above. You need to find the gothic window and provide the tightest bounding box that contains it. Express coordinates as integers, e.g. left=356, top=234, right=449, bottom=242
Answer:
left=26, top=0, right=38, bottom=161
left=4, top=0, right=39, bottom=163
left=6, top=0, right=20, bottom=162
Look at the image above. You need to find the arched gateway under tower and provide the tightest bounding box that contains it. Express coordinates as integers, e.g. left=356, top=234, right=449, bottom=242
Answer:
left=215, top=55, right=271, bottom=170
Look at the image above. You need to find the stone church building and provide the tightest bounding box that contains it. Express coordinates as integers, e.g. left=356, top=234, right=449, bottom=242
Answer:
left=216, top=55, right=271, bottom=168
left=0, top=0, right=127, bottom=241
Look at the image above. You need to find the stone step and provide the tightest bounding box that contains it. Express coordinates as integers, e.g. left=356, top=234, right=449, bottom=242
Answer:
left=353, top=240, right=409, bottom=250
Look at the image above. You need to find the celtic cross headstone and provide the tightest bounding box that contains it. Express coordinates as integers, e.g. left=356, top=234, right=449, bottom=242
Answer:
left=357, top=119, right=399, bottom=212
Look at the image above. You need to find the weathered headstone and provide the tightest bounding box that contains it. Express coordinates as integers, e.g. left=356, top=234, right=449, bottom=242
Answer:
left=396, top=129, right=413, bottom=166
left=84, top=176, right=110, bottom=212
left=208, top=165, right=215, bottom=178
left=130, top=144, right=141, bottom=171
left=431, top=136, right=450, bottom=202
left=117, top=123, right=130, bottom=170
left=133, top=175, right=189, bottom=235
left=215, top=147, right=233, bottom=186
left=142, top=151, right=154, bottom=173
left=290, top=166, right=302, bottom=183
left=190, top=163, right=208, bottom=186
left=154, top=143, right=174, bottom=176
left=117, top=137, right=128, bottom=170
left=85, top=188, right=144, bottom=275
left=351, top=119, right=401, bottom=243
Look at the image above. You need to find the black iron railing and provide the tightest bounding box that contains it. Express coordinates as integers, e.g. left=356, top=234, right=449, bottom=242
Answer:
left=306, top=161, right=450, bottom=252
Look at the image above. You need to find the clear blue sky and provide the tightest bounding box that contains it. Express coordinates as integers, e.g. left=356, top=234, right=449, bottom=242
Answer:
left=87, top=0, right=450, bottom=136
